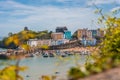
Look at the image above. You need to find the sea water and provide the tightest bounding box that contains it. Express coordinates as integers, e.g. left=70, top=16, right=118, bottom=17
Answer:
left=0, top=55, right=88, bottom=80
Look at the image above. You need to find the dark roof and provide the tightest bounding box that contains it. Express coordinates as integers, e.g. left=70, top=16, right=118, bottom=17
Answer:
left=56, top=26, right=68, bottom=30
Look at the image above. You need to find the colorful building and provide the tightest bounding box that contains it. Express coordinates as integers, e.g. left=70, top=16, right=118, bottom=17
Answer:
left=87, top=30, right=92, bottom=39
left=27, top=39, right=52, bottom=47
left=37, top=39, right=52, bottom=47
left=51, top=32, right=64, bottom=40
left=64, top=31, right=71, bottom=39
left=77, top=28, right=90, bottom=40
left=90, top=30, right=97, bottom=38
left=77, top=29, right=83, bottom=40
left=51, top=39, right=69, bottom=45
left=51, top=40, right=57, bottom=46
left=81, top=38, right=97, bottom=46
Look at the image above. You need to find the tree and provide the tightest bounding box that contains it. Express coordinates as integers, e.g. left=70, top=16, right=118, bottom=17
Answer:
left=24, top=26, right=29, bottom=31
left=5, top=30, right=35, bottom=50
left=101, top=17, right=120, bottom=54
left=8, top=32, right=13, bottom=37
left=67, top=5, right=120, bottom=80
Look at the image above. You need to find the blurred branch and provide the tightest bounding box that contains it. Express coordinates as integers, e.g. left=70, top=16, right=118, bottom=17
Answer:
left=93, top=3, right=106, bottom=21
left=15, top=60, right=20, bottom=80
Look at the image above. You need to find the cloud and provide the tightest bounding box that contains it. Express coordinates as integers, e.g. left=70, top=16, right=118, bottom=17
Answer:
left=56, top=0, right=85, bottom=6
left=0, top=0, right=36, bottom=10
left=111, top=6, right=120, bottom=12
left=110, top=6, right=120, bottom=17
left=57, top=0, right=73, bottom=2
left=0, top=0, right=98, bottom=36
left=86, top=0, right=120, bottom=5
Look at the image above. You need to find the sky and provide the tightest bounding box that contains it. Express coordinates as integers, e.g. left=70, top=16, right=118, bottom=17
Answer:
left=0, top=0, right=120, bottom=37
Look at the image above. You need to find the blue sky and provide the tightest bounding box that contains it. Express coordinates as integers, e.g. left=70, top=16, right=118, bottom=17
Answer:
left=0, top=0, right=120, bottom=37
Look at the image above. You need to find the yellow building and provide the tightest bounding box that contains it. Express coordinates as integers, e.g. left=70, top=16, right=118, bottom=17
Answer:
left=77, top=29, right=83, bottom=39
left=77, top=29, right=88, bottom=40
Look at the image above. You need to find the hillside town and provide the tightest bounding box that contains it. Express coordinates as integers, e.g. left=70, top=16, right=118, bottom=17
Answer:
left=27, top=26, right=106, bottom=48
left=0, top=26, right=106, bottom=59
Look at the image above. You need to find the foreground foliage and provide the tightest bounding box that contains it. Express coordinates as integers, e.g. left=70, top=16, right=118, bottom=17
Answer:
left=68, top=17, right=120, bottom=80
left=0, top=60, right=27, bottom=80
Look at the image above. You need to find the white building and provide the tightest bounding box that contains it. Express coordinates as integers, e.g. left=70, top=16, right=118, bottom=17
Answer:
left=27, top=39, right=38, bottom=47
left=51, top=39, right=69, bottom=45
left=27, top=38, right=70, bottom=47
left=37, top=39, right=52, bottom=46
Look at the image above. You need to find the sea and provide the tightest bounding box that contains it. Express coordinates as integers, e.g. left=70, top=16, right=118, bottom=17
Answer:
left=0, top=53, right=89, bottom=80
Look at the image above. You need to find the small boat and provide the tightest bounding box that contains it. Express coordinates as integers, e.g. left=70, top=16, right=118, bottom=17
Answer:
left=49, top=53, right=54, bottom=57
left=42, top=53, right=49, bottom=58
left=66, top=52, right=73, bottom=56
left=25, top=54, right=34, bottom=57
left=61, top=53, right=66, bottom=57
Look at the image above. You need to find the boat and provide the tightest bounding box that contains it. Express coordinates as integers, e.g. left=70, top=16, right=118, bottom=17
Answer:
left=49, top=53, right=54, bottom=57
left=42, top=52, right=49, bottom=58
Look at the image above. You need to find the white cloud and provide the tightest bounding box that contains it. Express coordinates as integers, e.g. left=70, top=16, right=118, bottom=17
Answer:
left=56, top=0, right=85, bottom=5
left=87, top=0, right=120, bottom=5
left=57, top=0, right=73, bottom=2
left=111, top=6, right=120, bottom=12
left=0, top=0, right=98, bottom=36
left=110, top=6, right=120, bottom=17
left=0, top=0, right=36, bottom=10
